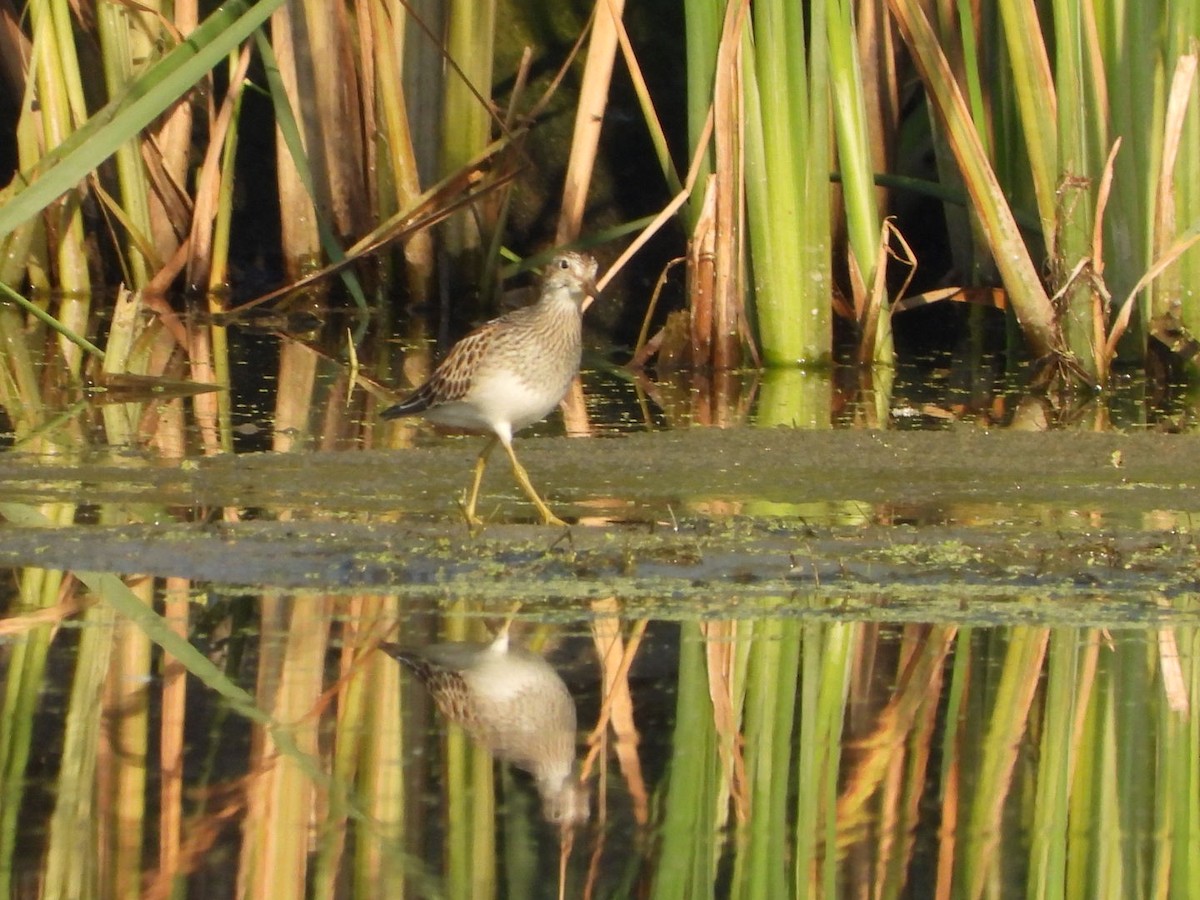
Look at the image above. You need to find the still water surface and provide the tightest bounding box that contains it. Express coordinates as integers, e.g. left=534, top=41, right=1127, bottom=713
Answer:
left=1, top=355, right=1199, bottom=899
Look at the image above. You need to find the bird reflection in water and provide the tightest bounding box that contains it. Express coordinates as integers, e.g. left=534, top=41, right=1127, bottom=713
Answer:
left=381, top=627, right=589, bottom=826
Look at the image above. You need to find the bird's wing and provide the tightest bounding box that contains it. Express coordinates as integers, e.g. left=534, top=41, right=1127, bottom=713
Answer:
left=424, top=322, right=500, bottom=403
left=382, top=320, right=503, bottom=417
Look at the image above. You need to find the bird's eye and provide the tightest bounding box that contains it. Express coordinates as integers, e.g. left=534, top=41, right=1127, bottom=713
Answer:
left=557, top=258, right=570, bottom=269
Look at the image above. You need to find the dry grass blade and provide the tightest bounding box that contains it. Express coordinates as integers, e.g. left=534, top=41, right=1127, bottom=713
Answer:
left=607, top=0, right=684, bottom=196
left=886, top=0, right=1058, bottom=360
left=1106, top=231, right=1200, bottom=361
left=89, top=372, right=222, bottom=402
left=963, top=627, right=1049, bottom=897
left=702, top=620, right=748, bottom=823
left=223, top=140, right=522, bottom=317
left=1091, top=139, right=1121, bottom=278
left=1089, top=140, right=1121, bottom=380
left=590, top=107, right=714, bottom=299
left=838, top=626, right=955, bottom=821
left=689, top=176, right=716, bottom=365
left=185, top=43, right=253, bottom=289
left=0, top=593, right=88, bottom=636
left=630, top=256, right=686, bottom=365
left=1153, top=54, right=1198, bottom=272
left=158, top=577, right=190, bottom=893
left=557, top=0, right=623, bottom=243
left=583, top=599, right=649, bottom=825
left=1158, top=627, right=1189, bottom=715
left=707, top=0, right=749, bottom=370
left=858, top=218, right=916, bottom=365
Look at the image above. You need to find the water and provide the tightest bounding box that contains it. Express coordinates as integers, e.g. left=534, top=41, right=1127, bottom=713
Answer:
left=1, top=337, right=1199, bottom=898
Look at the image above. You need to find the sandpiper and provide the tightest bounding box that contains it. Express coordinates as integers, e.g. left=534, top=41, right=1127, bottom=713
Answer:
left=381, top=251, right=599, bottom=526
left=381, top=631, right=589, bottom=826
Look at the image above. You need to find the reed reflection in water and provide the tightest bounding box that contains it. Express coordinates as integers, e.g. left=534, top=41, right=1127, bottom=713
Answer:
left=2, top=591, right=1196, bottom=899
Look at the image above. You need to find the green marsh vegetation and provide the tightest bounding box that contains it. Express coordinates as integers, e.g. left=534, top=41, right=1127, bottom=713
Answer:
left=1, top=2, right=1199, bottom=897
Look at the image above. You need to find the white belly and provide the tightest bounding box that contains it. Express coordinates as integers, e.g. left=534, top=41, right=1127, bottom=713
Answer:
left=424, top=368, right=568, bottom=436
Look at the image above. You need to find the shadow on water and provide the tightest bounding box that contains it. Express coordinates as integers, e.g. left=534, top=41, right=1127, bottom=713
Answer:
left=2, top=322, right=1200, bottom=897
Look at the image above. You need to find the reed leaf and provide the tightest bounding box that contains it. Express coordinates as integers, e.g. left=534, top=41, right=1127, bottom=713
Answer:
left=828, top=0, right=886, bottom=355
left=962, top=627, right=1048, bottom=897
left=1027, top=630, right=1082, bottom=897
left=996, top=0, right=1059, bottom=252
left=652, top=626, right=722, bottom=899
left=254, top=32, right=369, bottom=310
left=0, top=0, right=287, bottom=243
left=0, top=281, right=105, bottom=361
left=887, top=0, right=1059, bottom=361
left=42, top=601, right=115, bottom=900
left=743, top=0, right=833, bottom=366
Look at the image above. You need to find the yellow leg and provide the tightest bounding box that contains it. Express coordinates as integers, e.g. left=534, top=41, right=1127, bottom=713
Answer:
left=501, top=439, right=567, bottom=526
left=462, top=436, right=497, bottom=526
left=491, top=601, right=523, bottom=651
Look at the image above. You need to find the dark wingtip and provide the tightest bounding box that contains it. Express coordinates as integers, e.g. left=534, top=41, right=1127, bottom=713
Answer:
left=378, top=641, right=421, bottom=668
left=378, top=641, right=411, bottom=661
left=380, top=396, right=427, bottom=420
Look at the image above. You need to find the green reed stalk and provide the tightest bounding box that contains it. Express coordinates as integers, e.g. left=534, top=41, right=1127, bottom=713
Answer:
left=754, top=368, right=834, bottom=432
left=1102, top=4, right=1157, bottom=316
left=1112, top=634, right=1157, bottom=890
left=42, top=602, right=116, bottom=900
left=1065, top=649, right=1101, bottom=895
left=743, top=0, right=833, bottom=366
left=97, top=2, right=157, bottom=289
left=202, top=57, right=245, bottom=453
left=794, top=620, right=853, bottom=897
left=28, top=0, right=91, bottom=372
left=0, top=81, right=42, bottom=291
left=962, top=627, right=1048, bottom=897
left=683, top=0, right=719, bottom=223
left=109, top=595, right=152, bottom=900
left=1163, top=621, right=1200, bottom=897
left=1167, top=5, right=1200, bottom=345
left=445, top=724, right=470, bottom=899
left=995, top=0, right=1057, bottom=251
left=651, top=626, right=722, bottom=899
left=0, top=606, right=57, bottom=896
left=207, top=58, right=241, bottom=295
left=469, top=745, right=497, bottom=897
left=1092, top=670, right=1126, bottom=896
left=828, top=0, right=889, bottom=364
left=354, top=646, right=408, bottom=895
left=0, top=0, right=286, bottom=245
left=1027, top=630, right=1083, bottom=898
left=441, top=0, right=496, bottom=258
left=731, top=617, right=800, bottom=898
left=314, top=658, right=364, bottom=900
left=498, top=769, right=538, bottom=897
left=441, top=607, right=473, bottom=900
left=99, top=289, right=142, bottom=445
left=1050, top=0, right=1103, bottom=375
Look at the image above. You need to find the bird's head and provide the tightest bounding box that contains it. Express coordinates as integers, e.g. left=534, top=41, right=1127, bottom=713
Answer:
left=543, top=251, right=599, bottom=308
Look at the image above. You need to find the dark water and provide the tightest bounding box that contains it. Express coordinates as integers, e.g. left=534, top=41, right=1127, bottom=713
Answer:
left=1, top=352, right=1199, bottom=899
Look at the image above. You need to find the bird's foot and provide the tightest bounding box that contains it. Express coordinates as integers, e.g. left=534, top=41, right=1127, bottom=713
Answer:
left=458, top=498, right=485, bottom=530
